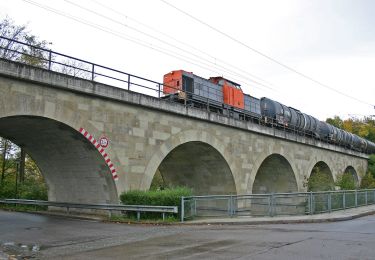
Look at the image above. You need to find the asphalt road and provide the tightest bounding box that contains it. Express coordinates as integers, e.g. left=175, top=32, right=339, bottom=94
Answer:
left=1, top=210, right=375, bottom=259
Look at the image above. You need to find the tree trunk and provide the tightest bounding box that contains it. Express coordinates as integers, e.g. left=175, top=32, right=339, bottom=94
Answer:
left=1, top=140, right=8, bottom=184
left=19, top=148, right=26, bottom=183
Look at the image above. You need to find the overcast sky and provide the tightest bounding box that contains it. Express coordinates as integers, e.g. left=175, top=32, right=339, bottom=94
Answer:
left=1, top=0, right=374, bottom=120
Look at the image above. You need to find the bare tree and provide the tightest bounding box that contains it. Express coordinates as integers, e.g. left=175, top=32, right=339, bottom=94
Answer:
left=57, top=59, right=93, bottom=80
left=0, top=16, right=52, bottom=68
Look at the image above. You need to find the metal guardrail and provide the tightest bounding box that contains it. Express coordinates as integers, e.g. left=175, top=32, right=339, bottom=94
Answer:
left=0, top=199, right=178, bottom=221
left=180, top=189, right=375, bottom=222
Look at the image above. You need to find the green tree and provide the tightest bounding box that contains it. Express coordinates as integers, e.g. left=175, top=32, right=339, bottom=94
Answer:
left=0, top=139, right=46, bottom=199
left=335, top=173, right=356, bottom=190
left=368, top=154, right=375, bottom=178
left=326, top=115, right=375, bottom=143
left=305, top=167, right=335, bottom=192
left=360, top=172, right=375, bottom=189
left=326, top=116, right=344, bottom=129
left=0, top=138, right=19, bottom=184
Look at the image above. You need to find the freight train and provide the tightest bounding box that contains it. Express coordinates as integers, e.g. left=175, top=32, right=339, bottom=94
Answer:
left=162, top=70, right=375, bottom=154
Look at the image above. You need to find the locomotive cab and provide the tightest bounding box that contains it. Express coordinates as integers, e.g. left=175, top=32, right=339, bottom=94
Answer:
left=209, top=77, right=244, bottom=109
left=163, top=70, right=193, bottom=99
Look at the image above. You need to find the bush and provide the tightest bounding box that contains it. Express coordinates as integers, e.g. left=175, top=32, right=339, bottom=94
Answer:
left=120, top=187, right=192, bottom=219
left=335, top=173, right=357, bottom=190
left=307, top=171, right=335, bottom=191
left=360, top=172, right=375, bottom=189
left=0, top=177, right=47, bottom=200
left=369, top=154, right=375, bottom=178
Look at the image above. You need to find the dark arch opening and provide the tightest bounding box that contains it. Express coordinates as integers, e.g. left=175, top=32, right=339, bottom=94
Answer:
left=252, top=154, right=298, bottom=194
left=0, top=116, right=118, bottom=203
left=308, top=161, right=334, bottom=191
left=344, top=166, right=359, bottom=185
left=151, top=141, right=236, bottom=195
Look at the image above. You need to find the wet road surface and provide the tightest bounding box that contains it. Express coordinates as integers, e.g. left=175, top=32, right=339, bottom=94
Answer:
left=1, top=210, right=375, bottom=259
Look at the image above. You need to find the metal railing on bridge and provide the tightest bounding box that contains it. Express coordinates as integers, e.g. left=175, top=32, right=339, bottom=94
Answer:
left=0, top=199, right=178, bottom=221
left=180, top=189, right=375, bottom=222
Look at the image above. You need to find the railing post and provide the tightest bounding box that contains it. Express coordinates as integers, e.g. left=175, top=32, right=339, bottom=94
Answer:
left=328, top=192, right=332, bottom=213
left=48, top=50, right=52, bottom=70
left=128, top=74, right=131, bottom=90
left=228, top=196, right=232, bottom=217
left=180, top=196, right=185, bottom=223
left=343, top=191, right=346, bottom=209
left=355, top=190, right=358, bottom=207
left=270, top=194, right=275, bottom=217
left=365, top=190, right=368, bottom=205
left=309, top=192, right=313, bottom=215
left=194, top=198, right=197, bottom=216
left=91, top=64, right=95, bottom=81
left=311, top=192, right=315, bottom=214
left=268, top=195, right=272, bottom=216
left=158, top=83, right=161, bottom=98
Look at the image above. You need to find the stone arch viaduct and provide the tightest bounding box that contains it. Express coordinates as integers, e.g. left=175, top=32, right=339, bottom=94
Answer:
left=0, top=59, right=368, bottom=204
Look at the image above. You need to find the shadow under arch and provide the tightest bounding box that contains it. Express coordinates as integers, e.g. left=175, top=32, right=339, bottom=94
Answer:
left=344, top=166, right=359, bottom=184
left=252, top=154, right=298, bottom=194
left=0, top=115, right=118, bottom=203
left=151, top=141, right=236, bottom=195
left=308, top=161, right=334, bottom=191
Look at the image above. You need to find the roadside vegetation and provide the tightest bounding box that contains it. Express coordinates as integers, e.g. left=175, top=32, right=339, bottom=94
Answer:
left=119, top=187, right=192, bottom=221
left=0, top=138, right=47, bottom=200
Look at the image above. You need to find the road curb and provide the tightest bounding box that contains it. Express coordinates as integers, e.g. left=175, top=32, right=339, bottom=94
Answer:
left=183, top=209, right=375, bottom=225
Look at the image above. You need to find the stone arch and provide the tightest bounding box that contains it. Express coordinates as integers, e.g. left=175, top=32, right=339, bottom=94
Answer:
left=0, top=115, right=118, bottom=203
left=308, top=161, right=335, bottom=191
left=142, top=130, right=237, bottom=195
left=153, top=141, right=235, bottom=195
left=252, top=154, right=298, bottom=194
left=344, top=166, right=359, bottom=184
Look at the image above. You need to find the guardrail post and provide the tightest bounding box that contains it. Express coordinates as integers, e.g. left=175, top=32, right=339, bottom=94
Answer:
left=309, top=192, right=313, bottom=215
left=108, top=210, right=112, bottom=219
left=162, top=212, right=165, bottom=221
left=365, top=190, right=368, bottom=205
left=66, top=206, right=70, bottom=214
left=137, top=211, right=140, bottom=221
left=343, top=191, right=346, bottom=209
left=355, top=190, right=358, bottom=207
left=180, top=197, right=185, bottom=223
